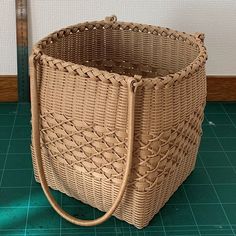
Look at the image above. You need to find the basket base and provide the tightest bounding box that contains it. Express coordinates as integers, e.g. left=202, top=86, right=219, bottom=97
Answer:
left=32, top=149, right=197, bottom=229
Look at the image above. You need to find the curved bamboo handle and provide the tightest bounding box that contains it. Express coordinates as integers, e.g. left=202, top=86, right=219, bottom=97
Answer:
left=29, top=54, right=138, bottom=226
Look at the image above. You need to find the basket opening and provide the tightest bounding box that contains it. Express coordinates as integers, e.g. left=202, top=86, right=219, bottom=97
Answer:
left=43, top=28, right=199, bottom=78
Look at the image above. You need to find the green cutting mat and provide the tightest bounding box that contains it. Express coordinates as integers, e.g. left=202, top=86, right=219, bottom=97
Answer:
left=0, top=102, right=236, bottom=236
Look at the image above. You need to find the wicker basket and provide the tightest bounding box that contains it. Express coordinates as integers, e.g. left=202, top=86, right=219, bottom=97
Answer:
left=30, top=15, right=207, bottom=229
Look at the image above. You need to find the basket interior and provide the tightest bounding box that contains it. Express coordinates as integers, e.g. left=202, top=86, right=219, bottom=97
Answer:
left=43, top=27, right=199, bottom=78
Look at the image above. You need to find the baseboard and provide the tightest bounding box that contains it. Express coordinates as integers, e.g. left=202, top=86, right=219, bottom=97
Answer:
left=207, top=76, right=236, bottom=101
left=0, top=76, right=18, bottom=102
left=0, top=75, right=235, bottom=102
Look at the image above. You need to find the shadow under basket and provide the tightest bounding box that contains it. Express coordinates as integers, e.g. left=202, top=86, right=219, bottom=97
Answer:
left=30, top=15, right=207, bottom=229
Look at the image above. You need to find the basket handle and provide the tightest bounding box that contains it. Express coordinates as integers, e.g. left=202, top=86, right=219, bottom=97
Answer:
left=29, top=54, right=140, bottom=226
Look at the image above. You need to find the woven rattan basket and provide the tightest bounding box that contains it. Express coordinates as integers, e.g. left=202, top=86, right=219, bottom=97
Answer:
left=30, top=15, right=207, bottom=229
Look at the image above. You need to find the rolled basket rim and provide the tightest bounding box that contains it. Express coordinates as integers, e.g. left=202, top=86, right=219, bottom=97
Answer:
left=31, top=19, right=208, bottom=87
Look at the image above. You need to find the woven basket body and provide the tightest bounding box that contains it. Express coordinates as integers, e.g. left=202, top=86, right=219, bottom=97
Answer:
left=30, top=16, right=207, bottom=229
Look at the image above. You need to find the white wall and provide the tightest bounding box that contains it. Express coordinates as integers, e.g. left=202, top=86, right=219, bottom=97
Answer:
left=1, top=0, right=236, bottom=75
left=0, top=0, right=17, bottom=75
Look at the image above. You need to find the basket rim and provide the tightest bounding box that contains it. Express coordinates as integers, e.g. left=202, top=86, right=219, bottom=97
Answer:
left=31, top=19, right=207, bottom=88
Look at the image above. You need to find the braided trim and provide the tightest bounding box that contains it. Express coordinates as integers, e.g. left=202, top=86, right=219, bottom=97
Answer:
left=32, top=19, right=207, bottom=88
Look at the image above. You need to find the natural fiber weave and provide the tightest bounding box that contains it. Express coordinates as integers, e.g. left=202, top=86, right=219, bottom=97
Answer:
left=30, top=16, right=207, bottom=229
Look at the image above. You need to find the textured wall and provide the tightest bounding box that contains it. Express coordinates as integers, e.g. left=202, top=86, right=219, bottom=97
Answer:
left=0, top=0, right=17, bottom=75
left=1, top=0, right=236, bottom=75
